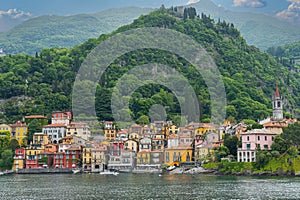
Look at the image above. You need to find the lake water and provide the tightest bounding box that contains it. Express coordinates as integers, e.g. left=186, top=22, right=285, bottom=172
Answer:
left=0, top=174, right=299, bottom=199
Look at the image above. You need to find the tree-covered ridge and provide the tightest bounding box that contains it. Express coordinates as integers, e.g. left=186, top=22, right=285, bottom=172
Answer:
left=267, top=41, right=300, bottom=63
left=0, top=7, right=299, bottom=125
left=0, top=7, right=153, bottom=55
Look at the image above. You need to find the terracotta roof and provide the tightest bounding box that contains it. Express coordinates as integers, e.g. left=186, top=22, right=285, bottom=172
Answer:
left=66, top=147, right=80, bottom=151
left=263, top=121, right=288, bottom=128
left=43, top=124, right=66, bottom=128
left=276, top=85, right=280, bottom=98
left=131, top=124, right=142, bottom=128
left=10, top=121, right=27, bottom=127
left=25, top=115, right=47, bottom=119
left=104, top=121, right=113, bottom=124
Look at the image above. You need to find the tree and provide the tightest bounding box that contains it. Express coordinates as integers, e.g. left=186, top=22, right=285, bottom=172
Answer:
left=271, top=135, right=290, bottom=154
left=0, top=149, right=13, bottom=170
left=224, top=134, right=238, bottom=157
left=137, top=115, right=149, bottom=125
left=7, top=139, right=19, bottom=151
left=214, top=146, right=230, bottom=162
left=27, top=119, right=44, bottom=144
left=282, top=123, right=300, bottom=146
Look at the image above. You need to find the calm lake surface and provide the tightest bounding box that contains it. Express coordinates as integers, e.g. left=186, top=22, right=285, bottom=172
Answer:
left=0, top=173, right=299, bottom=199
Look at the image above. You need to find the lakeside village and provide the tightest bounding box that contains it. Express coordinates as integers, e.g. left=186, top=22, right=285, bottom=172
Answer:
left=0, top=86, right=299, bottom=175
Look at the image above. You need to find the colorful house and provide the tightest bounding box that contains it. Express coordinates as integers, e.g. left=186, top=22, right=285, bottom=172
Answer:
left=237, top=129, right=279, bottom=162
left=51, top=111, right=72, bottom=125
left=42, top=124, right=67, bottom=144
left=13, top=147, right=26, bottom=170
left=66, top=122, right=91, bottom=141
left=10, top=121, right=28, bottom=146
left=103, top=121, right=117, bottom=141
left=65, top=146, right=81, bottom=168
left=91, top=145, right=108, bottom=173
left=0, top=124, right=11, bottom=134
left=32, top=133, right=49, bottom=148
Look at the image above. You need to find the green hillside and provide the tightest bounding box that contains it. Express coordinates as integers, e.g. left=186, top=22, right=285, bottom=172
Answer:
left=0, top=7, right=299, bottom=124
left=188, top=0, right=300, bottom=50
left=0, top=7, right=152, bottom=55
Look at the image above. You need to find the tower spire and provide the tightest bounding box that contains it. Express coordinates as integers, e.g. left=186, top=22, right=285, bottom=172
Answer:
left=275, top=85, right=280, bottom=98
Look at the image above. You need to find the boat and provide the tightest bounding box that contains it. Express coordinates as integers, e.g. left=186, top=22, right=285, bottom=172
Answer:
left=72, top=169, right=81, bottom=174
left=167, top=166, right=176, bottom=171
left=99, top=171, right=119, bottom=176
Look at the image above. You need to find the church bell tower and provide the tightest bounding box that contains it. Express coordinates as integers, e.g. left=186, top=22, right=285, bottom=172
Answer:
left=272, top=85, right=283, bottom=121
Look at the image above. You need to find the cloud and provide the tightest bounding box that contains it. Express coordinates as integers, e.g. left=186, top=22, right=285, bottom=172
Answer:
left=276, top=0, right=300, bottom=23
left=233, top=0, right=265, bottom=8
left=187, top=0, right=200, bottom=5
left=0, top=9, right=32, bottom=19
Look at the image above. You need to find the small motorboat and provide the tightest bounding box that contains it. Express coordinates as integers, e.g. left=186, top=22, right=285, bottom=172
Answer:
left=72, top=169, right=81, bottom=174
left=99, top=171, right=119, bottom=176
left=167, top=166, right=176, bottom=171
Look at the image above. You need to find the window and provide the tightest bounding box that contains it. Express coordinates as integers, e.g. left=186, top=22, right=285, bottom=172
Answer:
left=258, top=136, right=260, bottom=141
left=178, top=152, right=181, bottom=162
left=264, top=145, right=268, bottom=149
left=272, top=137, right=274, bottom=141
left=246, top=144, right=250, bottom=150
left=265, top=136, right=267, bottom=141
left=173, top=152, right=176, bottom=162
left=186, top=152, right=190, bottom=162
left=257, top=144, right=261, bottom=149
left=247, top=136, right=249, bottom=141
left=166, top=152, right=169, bottom=162
left=277, top=101, right=281, bottom=107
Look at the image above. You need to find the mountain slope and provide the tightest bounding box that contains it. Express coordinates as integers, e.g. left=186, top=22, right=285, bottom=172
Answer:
left=0, top=7, right=152, bottom=55
left=188, top=0, right=300, bottom=50
left=0, top=7, right=299, bottom=124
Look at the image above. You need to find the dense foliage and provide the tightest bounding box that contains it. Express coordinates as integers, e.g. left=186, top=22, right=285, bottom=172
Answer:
left=0, top=7, right=300, bottom=125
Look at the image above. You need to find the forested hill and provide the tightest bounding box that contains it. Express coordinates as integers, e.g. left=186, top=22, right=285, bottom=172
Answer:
left=0, top=7, right=299, bottom=124
left=0, top=7, right=152, bottom=55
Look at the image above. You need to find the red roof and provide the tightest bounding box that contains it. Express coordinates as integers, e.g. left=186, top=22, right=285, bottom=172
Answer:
left=44, top=124, right=66, bottom=128
left=25, top=115, right=47, bottom=119
left=276, top=85, right=280, bottom=97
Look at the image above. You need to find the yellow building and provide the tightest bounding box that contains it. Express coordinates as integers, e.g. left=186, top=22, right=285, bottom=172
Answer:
left=10, top=121, right=28, bottom=146
left=124, top=139, right=139, bottom=152
left=12, top=147, right=26, bottom=170
left=103, top=121, right=117, bottom=141
left=25, top=148, right=44, bottom=159
left=32, top=133, right=49, bottom=148
left=0, top=124, right=11, bottom=134
left=164, top=146, right=193, bottom=166
left=82, top=146, right=92, bottom=171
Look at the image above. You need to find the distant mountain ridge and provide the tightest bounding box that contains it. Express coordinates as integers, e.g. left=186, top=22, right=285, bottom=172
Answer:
left=188, top=0, right=300, bottom=50
left=0, top=7, right=153, bottom=55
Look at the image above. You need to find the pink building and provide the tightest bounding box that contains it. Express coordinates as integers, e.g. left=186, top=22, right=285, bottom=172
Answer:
left=237, top=129, right=279, bottom=162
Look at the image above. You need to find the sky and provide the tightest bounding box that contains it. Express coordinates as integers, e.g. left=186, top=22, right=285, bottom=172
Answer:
left=0, top=0, right=299, bottom=29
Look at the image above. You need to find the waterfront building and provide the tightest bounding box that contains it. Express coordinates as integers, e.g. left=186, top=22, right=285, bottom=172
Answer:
left=82, top=143, right=93, bottom=172
left=13, top=147, right=26, bottom=170
left=136, top=150, right=163, bottom=171
left=237, top=129, right=279, bottom=162
left=65, top=146, right=81, bottom=168
left=91, top=144, right=108, bottom=173
left=108, top=149, right=136, bottom=172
